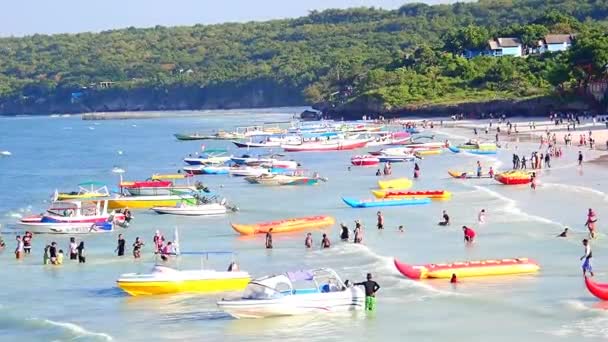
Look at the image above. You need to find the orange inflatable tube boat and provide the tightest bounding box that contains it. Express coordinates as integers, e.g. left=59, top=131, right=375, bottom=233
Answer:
left=394, top=258, right=540, bottom=279
left=231, top=215, right=336, bottom=235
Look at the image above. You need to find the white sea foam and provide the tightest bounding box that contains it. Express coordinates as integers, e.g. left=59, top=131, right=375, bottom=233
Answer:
left=472, top=185, right=563, bottom=227
left=33, top=319, right=113, bottom=341
left=543, top=183, right=608, bottom=202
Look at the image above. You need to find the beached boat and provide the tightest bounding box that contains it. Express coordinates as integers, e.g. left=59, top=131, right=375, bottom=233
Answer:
left=117, top=253, right=250, bottom=296
left=394, top=258, right=540, bottom=279
left=231, top=215, right=335, bottom=235
left=342, top=197, right=431, bottom=208
left=217, top=268, right=364, bottom=318
left=371, top=190, right=451, bottom=200
left=19, top=199, right=126, bottom=234
left=351, top=155, right=380, bottom=166
left=372, top=147, right=414, bottom=157
left=584, top=276, right=608, bottom=301
left=447, top=170, right=494, bottom=179
left=494, top=171, right=532, bottom=185
left=55, top=181, right=110, bottom=200
left=377, top=178, right=412, bottom=189
left=282, top=138, right=368, bottom=152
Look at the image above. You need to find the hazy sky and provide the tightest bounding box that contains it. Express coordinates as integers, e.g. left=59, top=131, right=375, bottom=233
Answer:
left=0, top=0, right=449, bottom=36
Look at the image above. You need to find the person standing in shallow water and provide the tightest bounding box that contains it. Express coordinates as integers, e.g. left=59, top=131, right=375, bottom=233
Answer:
left=265, top=229, right=273, bottom=249
left=376, top=211, right=384, bottom=230
left=132, top=237, right=144, bottom=259
left=69, top=237, right=78, bottom=260
left=413, top=163, right=420, bottom=179
left=77, top=241, right=85, bottom=263
left=340, top=223, right=349, bottom=241
left=355, top=273, right=380, bottom=311
left=304, top=233, right=313, bottom=248
left=321, top=234, right=331, bottom=248
left=581, top=239, right=594, bottom=277
left=116, top=234, right=126, bottom=256
left=354, top=221, right=363, bottom=243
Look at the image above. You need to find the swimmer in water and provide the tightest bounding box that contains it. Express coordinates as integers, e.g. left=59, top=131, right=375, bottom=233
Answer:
left=377, top=211, right=384, bottom=230
left=305, top=233, right=313, bottom=248
left=321, top=234, right=331, bottom=248
left=398, top=225, right=404, bottom=233
left=438, top=210, right=450, bottom=226
left=557, top=227, right=568, bottom=237
left=265, top=229, right=273, bottom=249
left=450, top=273, right=458, bottom=283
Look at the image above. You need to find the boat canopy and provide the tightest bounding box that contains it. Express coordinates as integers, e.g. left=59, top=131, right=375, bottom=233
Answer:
left=77, top=181, right=106, bottom=187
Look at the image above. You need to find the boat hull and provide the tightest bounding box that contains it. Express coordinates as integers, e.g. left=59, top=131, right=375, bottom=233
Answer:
left=584, top=276, right=608, bottom=300
left=18, top=221, right=114, bottom=234
left=108, top=196, right=192, bottom=210
left=117, top=271, right=251, bottom=296
left=394, top=258, right=540, bottom=279
left=217, top=288, right=365, bottom=319
left=125, top=187, right=194, bottom=196
left=282, top=140, right=367, bottom=152
left=232, top=215, right=335, bottom=235
left=151, top=204, right=227, bottom=216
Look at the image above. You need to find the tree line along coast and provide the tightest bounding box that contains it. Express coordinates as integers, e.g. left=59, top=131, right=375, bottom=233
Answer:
left=1, top=0, right=608, bottom=118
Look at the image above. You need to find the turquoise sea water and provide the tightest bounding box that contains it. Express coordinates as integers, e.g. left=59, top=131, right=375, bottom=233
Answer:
left=1, top=110, right=608, bottom=341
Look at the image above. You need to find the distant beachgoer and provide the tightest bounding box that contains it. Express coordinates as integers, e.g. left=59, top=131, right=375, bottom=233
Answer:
left=77, top=241, right=86, bottom=263
left=581, top=239, right=594, bottom=277
left=398, top=225, right=404, bottom=233
left=578, top=151, right=583, bottom=166
left=227, top=261, right=239, bottom=272
left=153, top=230, right=165, bottom=253
left=476, top=161, right=482, bottom=177
left=69, top=237, right=78, bottom=260
left=15, top=235, right=23, bottom=260
left=354, top=221, right=363, bottom=243
left=305, top=233, right=313, bottom=248
left=450, top=273, right=458, bottom=283
left=531, top=172, right=537, bottom=190
left=463, top=226, right=476, bottom=243
left=43, top=245, right=50, bottom=265
left=557, top=227, right=569, bottom=237
left=377, top=211, right=384, bottom=230
left=265, top=229, right=273, bottom=249
left=56, top=249, right=64, bottom=265
left=438, top=210, right=450, bottom=226
left=586, top=208, right=598, bottom=239
left=116, top=234, right=126, bottom=256
left=355, top=273, right=380, bottom=311
left=49, top=242, right=57, bottom=264
left=161, top=242, right=173, bottom=261
left=23, top=232, right=32, bottom=254
left=488, top=167, right=495, bottom=178
left=340, top=223, right=349, bottom=241
left=321, top=234, right=331, bottom=248
left=414, top=163, right=420, bottom=179
left=544, top=153, right=551, bottom=168
left=478, top=209, right=486, bottom=224
left=133, top=237, right=144, bottom=258
left=375, top=169, right=382, bottom=176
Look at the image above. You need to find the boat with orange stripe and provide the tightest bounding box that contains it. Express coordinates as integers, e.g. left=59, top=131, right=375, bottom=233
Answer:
left=394, top=258, right=540, bottom=279
left=231, top=215, right=335, bottom=235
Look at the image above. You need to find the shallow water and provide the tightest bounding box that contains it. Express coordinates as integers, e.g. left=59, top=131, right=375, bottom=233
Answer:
left=1, top=111, right=608, bottom=341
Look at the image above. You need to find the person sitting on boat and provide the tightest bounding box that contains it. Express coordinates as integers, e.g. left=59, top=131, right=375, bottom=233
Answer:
left=321, top=234, right=331, bottom=248
left=227, top=261, right=239, bottom=272
left=355, top=273, right=380, bottom=311
left=438, top=210, right=450, bottom=226
left=340, top=223, right=349, bottom=241
left=557, top=227, right=569, bottom=237
left=581, top=239, right=594, bottom=277
left=463, top=226, right=476, bottom=243
left=305, top=233, right=313, bottom=248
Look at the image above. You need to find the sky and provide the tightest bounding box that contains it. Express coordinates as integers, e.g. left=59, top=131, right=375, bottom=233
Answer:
left=0, top=0, right=451, bottom=37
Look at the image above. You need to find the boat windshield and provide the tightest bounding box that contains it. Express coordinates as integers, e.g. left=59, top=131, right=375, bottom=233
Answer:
left=242, top=282, right=285, bottom=300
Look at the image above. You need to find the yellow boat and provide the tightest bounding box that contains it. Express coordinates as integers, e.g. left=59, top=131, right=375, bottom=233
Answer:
left=107, top=195, right=194, bottom=210
left=415, top=149, right=443, bottom=156
left=372, top=189, right=452, bottom=200
left=55, top=181, right=110, bottom=200
left=117, top=265, right=250, bottom=296
left=151, top=173, right=192, bottom=180
left=377, top=178, right=412, bottom=189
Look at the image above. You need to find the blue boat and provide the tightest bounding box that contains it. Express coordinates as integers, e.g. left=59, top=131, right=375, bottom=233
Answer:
left=378, top=156, right=415, bottom=163
left=202, top=167, right=230, bottom=175
left=467, top=149, right=497, bottom=155
left=448, top=146, right=461, bottom=153
left=342, top=197, right=431, bottom=208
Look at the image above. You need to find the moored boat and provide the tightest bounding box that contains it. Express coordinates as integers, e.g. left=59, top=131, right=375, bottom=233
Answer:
left=342, top=197, right=431, bottom=208
left=55, top=181, right=110, bottom=200
left=117, top=253, right=250, bottom=296
left=231, top=215, right=335, bottom=235
left=217, top=268, right=364, bottom=319
left=351, top=155, right=380, bottom=166
left=282, top=138, right=368, bottom=152
left=107, top=194, right=195, bottom=210
left=151, top=195, right=237, bottom=216
left=394, top=258, right=540, bottom=279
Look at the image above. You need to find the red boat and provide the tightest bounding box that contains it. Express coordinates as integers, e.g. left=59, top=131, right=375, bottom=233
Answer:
left=584, top=276, right=608, bottom=300
left=351, top=155, right=380, bottom=166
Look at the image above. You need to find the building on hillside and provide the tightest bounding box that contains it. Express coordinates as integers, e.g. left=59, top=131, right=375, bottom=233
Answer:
left=487, top=37, right=522, bottom=57
left=537, top=34, right=575, bottom=53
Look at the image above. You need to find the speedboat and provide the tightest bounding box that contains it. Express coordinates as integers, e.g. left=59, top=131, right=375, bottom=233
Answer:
left=217, top=268, right=364, bottom=318
left=282, top=138, right=368, bottom=152
left=229, top=166, right=270, bottom=177
left=184, top=150, right=232, bottom=165
left=121, top=174, right=200, bottom=196
left=117, top=256, right=250, bottom=296
left=151, top=196, right=238, bottom=216
left=0, top=150, right=11, bottom=156
left=19, top=199, right=126, bottom=234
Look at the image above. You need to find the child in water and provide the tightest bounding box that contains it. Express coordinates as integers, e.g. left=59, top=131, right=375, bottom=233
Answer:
left=56, top=250, right=64, bottom=265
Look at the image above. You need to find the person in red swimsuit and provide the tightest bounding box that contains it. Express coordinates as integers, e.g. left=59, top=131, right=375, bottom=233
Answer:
left=462, top=226, right=476, bottom=243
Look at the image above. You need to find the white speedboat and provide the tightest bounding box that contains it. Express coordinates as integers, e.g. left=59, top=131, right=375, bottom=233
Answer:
left=217, top=268, right=364, bottom=319
left=0, top=151, right=11, bottom=156
left=19, top=199, right=126, bottom=234
left=229, top=166, right=270, bottom=177
left=152, top=203, right=228, bottom=216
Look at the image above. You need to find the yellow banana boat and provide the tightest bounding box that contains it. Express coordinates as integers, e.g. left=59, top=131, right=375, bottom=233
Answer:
left=377, top=178, right=412, bottom=189
left=231, top=215, right=335, bottom=235
left=372, top=189, right=451, bottom=200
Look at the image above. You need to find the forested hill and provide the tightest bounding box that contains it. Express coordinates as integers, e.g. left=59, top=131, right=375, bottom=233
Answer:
left=2, top=0, right=608, bottom=115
